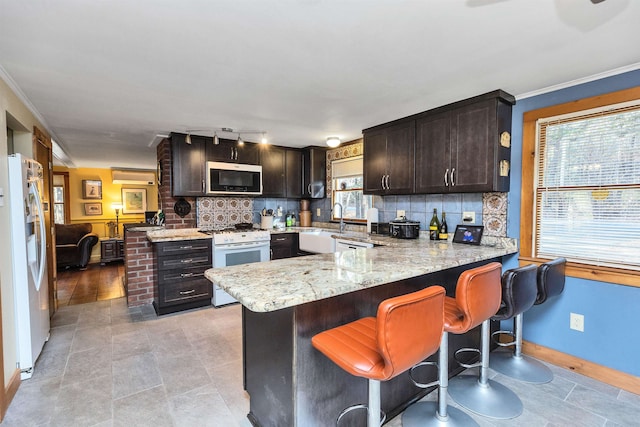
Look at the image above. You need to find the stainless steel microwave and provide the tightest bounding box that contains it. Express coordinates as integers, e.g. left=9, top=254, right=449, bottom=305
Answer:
left=206, top=161, right=263, bottom=196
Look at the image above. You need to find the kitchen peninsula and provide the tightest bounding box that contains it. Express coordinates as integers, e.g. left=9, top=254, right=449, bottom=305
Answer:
left=204, top=236, right=517, bottom=426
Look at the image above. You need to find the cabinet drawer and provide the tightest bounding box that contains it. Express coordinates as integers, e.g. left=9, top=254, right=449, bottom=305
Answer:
left=161, top=279, right=212, bottom=306
left=156, top=240, right=212, bottom=257
left=270, top=233, right=295, bottom=248
left=157, top=253, right=212, bottom=271
left=157, top=267, right=208, bottom=284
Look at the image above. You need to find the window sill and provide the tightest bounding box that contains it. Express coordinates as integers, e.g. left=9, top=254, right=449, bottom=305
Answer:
left=518, top=256, right=640, bottom=288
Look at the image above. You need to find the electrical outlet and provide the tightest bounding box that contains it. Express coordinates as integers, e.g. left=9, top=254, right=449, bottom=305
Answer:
left=462, top=211, right=476, bottom=223
left=396, top=210, right=406, bottom=218
left=570, top=313, right=584, bottom=332
left=316, top=208, right=321, bottom=217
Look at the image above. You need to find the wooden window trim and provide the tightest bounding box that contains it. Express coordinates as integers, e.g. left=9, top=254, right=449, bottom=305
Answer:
left=520, top=86, right=640, bottom=288
left=53, top=171, right=71, bottom=224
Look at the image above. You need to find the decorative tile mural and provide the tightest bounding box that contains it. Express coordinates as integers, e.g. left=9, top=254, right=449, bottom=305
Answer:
left=197, top=197, right=254, bottom=229
left=482, top=192, right=508, bottom=237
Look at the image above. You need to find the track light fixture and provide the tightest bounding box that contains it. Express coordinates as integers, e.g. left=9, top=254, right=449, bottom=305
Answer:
left=183, top=128, right=267, bottom=145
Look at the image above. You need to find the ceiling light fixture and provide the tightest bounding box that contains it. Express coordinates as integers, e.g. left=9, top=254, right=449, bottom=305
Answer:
left=185, top=133, right=192, bottom=145
left=213, top=132, right=219, bottom=145
left=237, top=134, right=244, bottom=146
left=261, top=133, right=268, bottom=144
left=326, top=136, right=341, bottom=148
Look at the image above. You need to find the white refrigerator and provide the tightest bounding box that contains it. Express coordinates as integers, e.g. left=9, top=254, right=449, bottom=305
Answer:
left=8, top=153, right=50, bottom=380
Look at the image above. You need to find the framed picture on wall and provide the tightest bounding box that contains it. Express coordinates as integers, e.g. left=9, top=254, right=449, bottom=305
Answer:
left=82, top=180, right=102, bottom=199
left=122, top=188, right=147, bottom=214
left=84, top=202, right=102, bottom=216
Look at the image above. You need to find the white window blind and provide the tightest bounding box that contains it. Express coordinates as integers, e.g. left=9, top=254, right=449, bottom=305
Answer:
left=535, top=102, right=640, bottom=270
left=332, top=156, right=363, bottom=178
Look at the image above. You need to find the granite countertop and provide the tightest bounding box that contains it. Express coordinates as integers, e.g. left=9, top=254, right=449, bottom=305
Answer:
left=146, top=227, right=212, bottom=242
left=204, top=236, right=518, bottom=313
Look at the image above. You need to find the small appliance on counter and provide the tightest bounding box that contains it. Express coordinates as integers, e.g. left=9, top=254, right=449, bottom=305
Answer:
left=370, top=222, right=391, bottom=236
left=389, top=217, right=420, bottom=239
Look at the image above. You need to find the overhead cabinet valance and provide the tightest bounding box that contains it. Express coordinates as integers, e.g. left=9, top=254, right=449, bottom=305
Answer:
left=363, top=89, right=515, bottom=195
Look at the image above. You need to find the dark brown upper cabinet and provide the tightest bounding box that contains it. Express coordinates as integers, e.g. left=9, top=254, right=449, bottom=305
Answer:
left=171, top=133, right=206, bottom=197
left=415, top=92, right=514, bottom=193
left=363, top=121, right=415, bottom=195
left=207, top=138, right=259, bottom=165
left=363, top=90, right=514, bottom=196
left=302, top=146, right=326, bottom=199
left=260, top=146, right=286, bottom=197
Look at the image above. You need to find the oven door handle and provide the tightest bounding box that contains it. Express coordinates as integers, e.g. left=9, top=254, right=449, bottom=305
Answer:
left=216, top=241, right=270, bottom=250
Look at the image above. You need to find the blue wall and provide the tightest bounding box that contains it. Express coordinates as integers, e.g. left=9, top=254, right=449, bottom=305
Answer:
left=507, top=69, right=640, bottom=376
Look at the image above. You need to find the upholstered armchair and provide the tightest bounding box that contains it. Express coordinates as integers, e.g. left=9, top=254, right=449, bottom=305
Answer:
left=55, top=223, right=99, bottom=270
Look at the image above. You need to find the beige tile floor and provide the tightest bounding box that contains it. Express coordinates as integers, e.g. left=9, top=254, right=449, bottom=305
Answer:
left=4, top=298, right=640, bottom=426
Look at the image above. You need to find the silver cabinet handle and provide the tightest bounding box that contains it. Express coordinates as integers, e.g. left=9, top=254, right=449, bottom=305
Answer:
left=180, top=273, right=193, bottom=278
left=179, top=245, right=193, bottom=250
left=275, top=237, right=287, bottom=241
left=451, top=168, right=455, bottom=186
left=444, top=169, right=449, bottom=186
left=381, top=175, right=385, bottom=189
left=179, top=289, right=196, bottom=295
left=181, top=259, right=193, bottom=264
left=308, top=183, right=312, bottom=194
left=385, top=175, right=390, bottom=190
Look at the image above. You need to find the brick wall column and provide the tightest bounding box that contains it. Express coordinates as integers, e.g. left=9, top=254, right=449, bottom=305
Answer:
left=157, top=138, right=197, bottom=229
left=124, top=230, right=155, bottom=307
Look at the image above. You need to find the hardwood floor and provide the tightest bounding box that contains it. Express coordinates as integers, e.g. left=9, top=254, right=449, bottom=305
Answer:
left=56, top=262, right=125, bottom=306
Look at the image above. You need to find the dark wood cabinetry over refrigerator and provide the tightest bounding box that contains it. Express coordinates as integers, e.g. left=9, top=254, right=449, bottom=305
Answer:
left=363, top=121, right=415, bottom=195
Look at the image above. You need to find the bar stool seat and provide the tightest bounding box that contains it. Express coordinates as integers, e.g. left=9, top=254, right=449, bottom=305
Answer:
left=445, top=262, right=523, bottom=420
left=490, top=264, right=553, bottom=383
left=536, top=258, right=566, bottom=305
left=312, top=286, right=446, bottom=427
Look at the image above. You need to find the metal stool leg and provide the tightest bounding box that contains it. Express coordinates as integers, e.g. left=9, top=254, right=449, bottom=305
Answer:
left=402, top=332, right=479, bottom=426
left=490, top=313, right=553, bottom=383
left=448, top=320, right=523, bottom=419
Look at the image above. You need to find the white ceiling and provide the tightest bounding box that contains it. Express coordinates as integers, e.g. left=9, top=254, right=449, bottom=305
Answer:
left=1, top=0, right=639, bottom=169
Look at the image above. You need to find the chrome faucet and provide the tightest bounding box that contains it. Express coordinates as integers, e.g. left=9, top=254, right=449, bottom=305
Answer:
left=333, top=202, right=345, bottom=233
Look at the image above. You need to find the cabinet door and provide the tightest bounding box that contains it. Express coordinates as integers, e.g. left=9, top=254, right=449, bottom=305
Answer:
left=450, top=100, right=496, bottom=192
left=363, top=129, right=388, bottom=194
left=237, top=142, right=260, bottom=165
left=415, top=111, right=451, bottom=194
left=385, top=121, right=415, bottom=194
left=260, top=146, right=286, bottom=197
left=171, top=134, right=206, bottom=196
left=285, top=149, right=303, bottom=198
left=303, top=147, right=326, bottom=199
left=207, top=138, right=237, bottom=162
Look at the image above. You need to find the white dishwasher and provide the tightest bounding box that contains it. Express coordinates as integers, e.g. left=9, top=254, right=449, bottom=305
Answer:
left=335, top=239, right=374, bottom=251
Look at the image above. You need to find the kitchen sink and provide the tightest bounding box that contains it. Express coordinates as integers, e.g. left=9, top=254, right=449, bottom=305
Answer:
left=298, top=230, right=337, bottom=254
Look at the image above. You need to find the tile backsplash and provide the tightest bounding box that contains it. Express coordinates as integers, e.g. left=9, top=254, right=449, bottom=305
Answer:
left=197, top=197, right=254, bottom=229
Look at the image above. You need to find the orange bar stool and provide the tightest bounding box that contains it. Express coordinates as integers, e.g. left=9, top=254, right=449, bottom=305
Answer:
left=312, top=286, right=446, bottom=427
left=535, top=258, right=566, bottom=306
left=490, top=264, right=553, bottom=383
left=446, top=262, right=523, bottom=420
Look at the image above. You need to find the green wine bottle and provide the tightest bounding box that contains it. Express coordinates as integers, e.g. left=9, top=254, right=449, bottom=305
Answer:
left=429, top=208, right=440, bottom=240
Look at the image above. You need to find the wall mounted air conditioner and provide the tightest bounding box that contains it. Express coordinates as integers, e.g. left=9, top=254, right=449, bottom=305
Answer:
left=112, top=169, right=156, bottom=185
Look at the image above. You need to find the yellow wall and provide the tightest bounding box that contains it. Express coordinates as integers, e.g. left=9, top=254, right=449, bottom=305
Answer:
left=54, top=167, right=158, bottom=262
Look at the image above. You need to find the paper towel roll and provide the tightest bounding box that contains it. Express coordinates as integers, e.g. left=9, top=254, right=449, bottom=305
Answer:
left=366, top=208, right=379, bottom=233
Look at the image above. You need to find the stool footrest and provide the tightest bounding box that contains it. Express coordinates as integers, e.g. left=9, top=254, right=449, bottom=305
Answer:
left=491, top=330, right=516, bottom=347
left=454, top=347, right=482, bottom=369
left=337, top=404, right=385, bottom=426
left=408, top=361, right=439, bottom=389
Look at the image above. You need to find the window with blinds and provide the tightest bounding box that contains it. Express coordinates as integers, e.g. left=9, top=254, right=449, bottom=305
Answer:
left=535, top=101, right=640, bottom=270
left=331, top=156, right=372, bottom=222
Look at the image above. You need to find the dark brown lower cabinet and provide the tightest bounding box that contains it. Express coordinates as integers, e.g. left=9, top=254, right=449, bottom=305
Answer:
left=153, top=239, right=212, bottom=315
left=270, top=233, right=299, bottom=260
